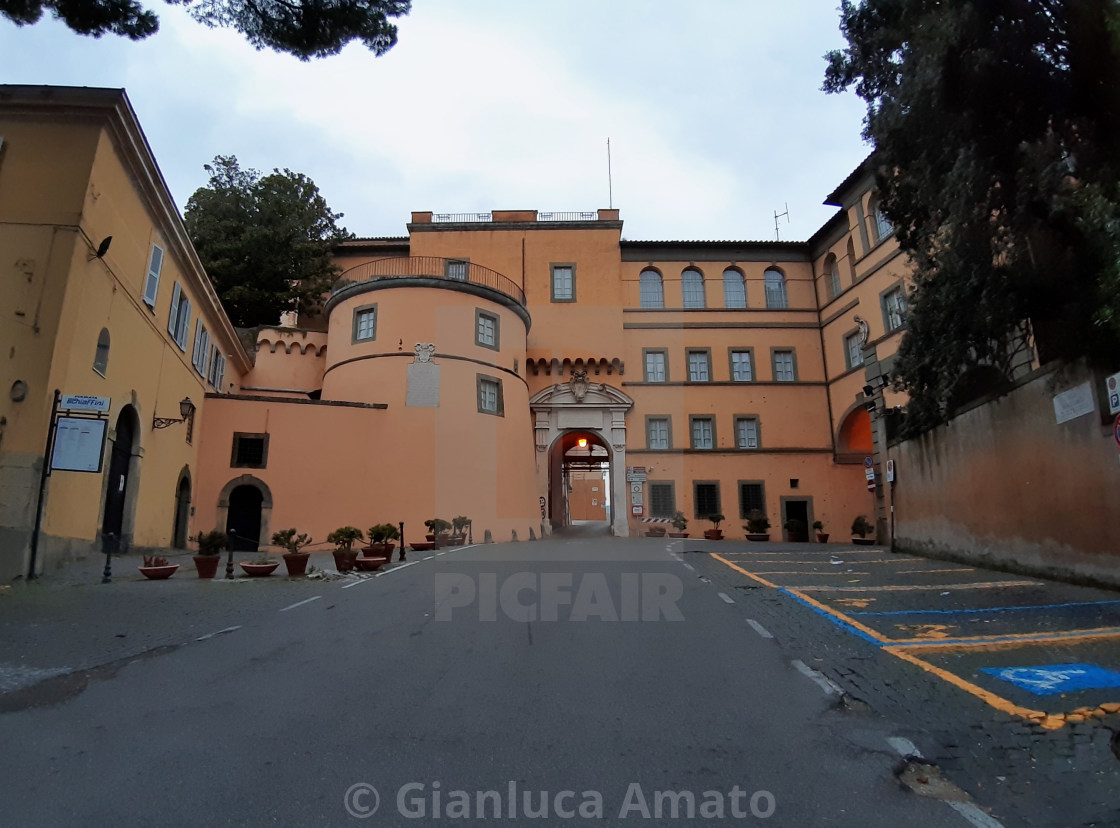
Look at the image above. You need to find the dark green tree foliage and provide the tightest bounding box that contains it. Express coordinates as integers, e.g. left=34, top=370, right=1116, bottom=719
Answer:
left=824, top=0, right=1120, bottom=434
left=184, top=155, right=350, bottom=328
left=0, top=0, right=410, bottom=60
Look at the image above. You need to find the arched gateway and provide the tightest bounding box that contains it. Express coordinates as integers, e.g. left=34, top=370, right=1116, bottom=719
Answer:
left=529, top=374, right=633, bottom=536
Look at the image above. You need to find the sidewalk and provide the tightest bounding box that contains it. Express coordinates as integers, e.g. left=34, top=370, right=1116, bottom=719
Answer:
left=0, top=549, right=350, bottom=696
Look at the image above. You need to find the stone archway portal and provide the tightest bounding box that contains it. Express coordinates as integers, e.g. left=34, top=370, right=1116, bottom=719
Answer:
left=529, top=375, right=634, bottom=537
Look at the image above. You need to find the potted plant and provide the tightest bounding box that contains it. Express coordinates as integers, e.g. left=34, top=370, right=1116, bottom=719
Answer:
left=743, top=509, right=770, bottom=542
left=272, top=528, right=312, bottom=576
left=646, top=524, right=667, bottom=537
left=240, top=550, right=280, bottom=576
left=668, top=511, right=689, bottom=538
left=328, top=526, right=364, bottom=572
left=813, top=520, right=829, bottom=543
left=851, top=515, right=875, bottom=545
left=139, top=554, right=179, bottom=580
left=364, top=523, right=400, bottom=557
left=783, top=518, right=808, bottom=543
left=193, top=529, right=226, bottom=578
left=703, top=513, right=725, bottom=541
left=425, top=518, right=452, bottom=548
left=450, top=516, right=471, bottom=545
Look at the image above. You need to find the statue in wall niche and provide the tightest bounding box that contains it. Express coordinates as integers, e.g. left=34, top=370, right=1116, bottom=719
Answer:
left=414, top=343, right=436, bottom=363
left=569, top=369, right=589, bottom=403
left=854, top=316, right=870, bottom=347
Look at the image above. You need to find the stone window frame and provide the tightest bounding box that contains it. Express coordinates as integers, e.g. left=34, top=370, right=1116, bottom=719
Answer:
left=728, top=347, right=755, bottom=382
left=477, top=373, right=505, bottom=417
left=844, top=328, right=865, bottom=369
left=733, top=415, right=761, bottom=450
left=643, top=348, right=669, bottom=382
left=551, top=263, right=577, bottom=303
left=681, top=266, right=706, bottom=309
left=475, top=308, right=500, bottom=351
left=645, top=415, right=673, bottom=450
left=648, top=481, right=676, bottom=518
left=770, top=347, right=798, bottom=382
left=693, top=480, right=722, bottom=520
left=689, top=414, right=717, bottom=450
left=737, top=480, right=766, bottom=519
left=231, top=432, right=269, bottom=469
left=686, top=348, right=713, bottom=383
left=352, top=302, right=378, bottom=343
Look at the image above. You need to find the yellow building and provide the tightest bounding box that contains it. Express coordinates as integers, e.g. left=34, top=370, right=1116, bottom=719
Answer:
left=0, top=86, right=249, bottom=580
left=0, top=85, right=915, bottom=579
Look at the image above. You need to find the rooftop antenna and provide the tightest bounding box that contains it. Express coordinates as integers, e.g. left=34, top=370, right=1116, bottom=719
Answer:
left=607, top=138, right=613, bottom=209
left=774, top=203, right=790, bottom=241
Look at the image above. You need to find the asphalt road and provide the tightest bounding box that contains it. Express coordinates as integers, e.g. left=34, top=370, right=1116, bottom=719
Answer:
left=0, top=537, right=975, bottom=827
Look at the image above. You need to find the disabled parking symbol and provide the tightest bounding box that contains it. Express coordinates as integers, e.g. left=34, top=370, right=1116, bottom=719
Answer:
left=981, top=663, right=1120, bottom=696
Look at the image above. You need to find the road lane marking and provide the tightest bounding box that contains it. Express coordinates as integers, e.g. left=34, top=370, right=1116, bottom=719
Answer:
left=422, top=556, right=434, bottom=561
left=718, top=592, right=735, bottom=604
left=896, top=568, right=975, bottom=574
left=711, top=553, right=778, bottom=588
left=747, top=619, right=773, bottom=639
left=791, top=659, right=842, bottom=695
left=195, top=625, right=241, bottom=641
left=947, top=802, right=1007, bottom=828
left=853, top=599, right=1120, bottom=617
left=436, top=551, right=447, bottom=556
left=752, top=571, right=872, bottom=576
left=279, top=596, right=321, bottom=612
left=682, top=562, right=695, bottom=571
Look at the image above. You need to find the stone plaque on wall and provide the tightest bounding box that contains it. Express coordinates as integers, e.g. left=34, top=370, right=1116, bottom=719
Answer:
left=557, top=410, right=603, bottom=430
left=407, top=347, right=440, bottom=407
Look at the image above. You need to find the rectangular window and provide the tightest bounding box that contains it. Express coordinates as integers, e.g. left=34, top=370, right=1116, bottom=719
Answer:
left=738, top=482, right=765, bottom=518
left=687, top=349, right=711, bottom=382
left=690, top=416, right=715, bottom=449
left=142, top=243, right=163, bottom=307
left=694, top=481, right=721, bottom=519
left=883, top=286, right=908, bottom=332
left=231, top=433, right=268, bottom=468
left=845, top=332, right=864, bottom=369
left=446, top=259, right=468, bottom=280
left=735, top=417, right=759, bottom=449
left=729, top=349, right=753, bottom=382
left=353, top=305, right=377, bottom=342
left=477, top=375, right=504, bottom=416
left=648, top=482, right=676, bottom=517
left=646, top=416, right=670, bottom=450
left=476, top=310, right=499, bottom=350
left=551, top=264, right=575, bottom=302
left=644, top=350, right=667, bottom=382
left=192, top=321, right=210, bottom=376
left=772, top=349, right=796, bottom=381
left=167, top=282, right=191, bottom=351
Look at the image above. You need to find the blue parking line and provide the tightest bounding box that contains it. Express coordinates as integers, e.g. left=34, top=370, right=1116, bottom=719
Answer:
left=780, top=588, right=884, bottom=646
left=851, top=599, right=1120, bottom=617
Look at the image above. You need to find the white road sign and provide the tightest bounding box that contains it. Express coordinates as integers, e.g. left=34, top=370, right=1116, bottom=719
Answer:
left=60, top=394, right=111, bottom=412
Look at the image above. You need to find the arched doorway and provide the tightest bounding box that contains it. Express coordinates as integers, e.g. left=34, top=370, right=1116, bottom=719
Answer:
left=172, top=469, right=191, bottom=548
left=836, top=405, right=873, bottom=462
left=226, top=485, right=263, bottom=551
left=548, top=431, right=612, bottom=535
left=101, top=405, right=139, bottom=552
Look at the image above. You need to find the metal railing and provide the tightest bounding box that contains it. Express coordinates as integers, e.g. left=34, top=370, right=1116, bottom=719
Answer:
left=537, top=211, right=597, bottom=222
left=335, top=257, right=525, bottom=306
left=431, top=212, right=493, bottom=223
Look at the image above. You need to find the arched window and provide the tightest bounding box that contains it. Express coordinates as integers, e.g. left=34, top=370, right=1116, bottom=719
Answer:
left=824, top=254, right=840, bottom=301
left=639, top=269, right=664, bottom=309
left=93, top=328, right=110, bottom=376
left=722, top=268, right=746, bottom=308
left=870, top=196, right=893, bottom=242
left=846, top=237, right=857, bottom=283
left=681, top=268, right=705, bottom=308
left=763, top=268, right=787, bottom=309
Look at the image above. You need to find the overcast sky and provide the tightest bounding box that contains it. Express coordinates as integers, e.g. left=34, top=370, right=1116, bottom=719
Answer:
left=1, top=1, right=870, bottom=242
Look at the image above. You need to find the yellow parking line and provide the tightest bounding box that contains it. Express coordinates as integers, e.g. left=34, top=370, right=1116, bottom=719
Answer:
left=784, top=588, right=892, bottom=644
left=738, top=559, right=921, bottom=565
left=793, top=581, right=1041, bottom=593
left=752, top=571, right=871, bottom=576
left=710, top=553, right=777, bottom=588
left=896, top=568, right=975, bottom=574
left=889, top=627, right=1120, bottom=649
left=885, top=647, right=1057, bottom=728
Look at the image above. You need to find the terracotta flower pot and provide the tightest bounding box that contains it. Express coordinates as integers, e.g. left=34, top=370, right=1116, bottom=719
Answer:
left=668, top=532, right=688, bottom=538
left=282, top=552, right=310, bottom=576
left=355, top=555, right=389, bottom=571
left=332, top=550, right=359, bottom=572
left=852, top=537, right=874, bottom=546
left=703, top=529, right=724, bottom=540
left=409, top=541, right=436, bottom=552
left=363, top=542, right=395, bottom=557
left=746, top=533, right=770, bottom=542
left=193, top=555, right=220, bottom=579
left=139, top=563, right=179, bottom=580
left=816, top=533, right=830, bottom=543
left=240, top=561, right=279, bottom=577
